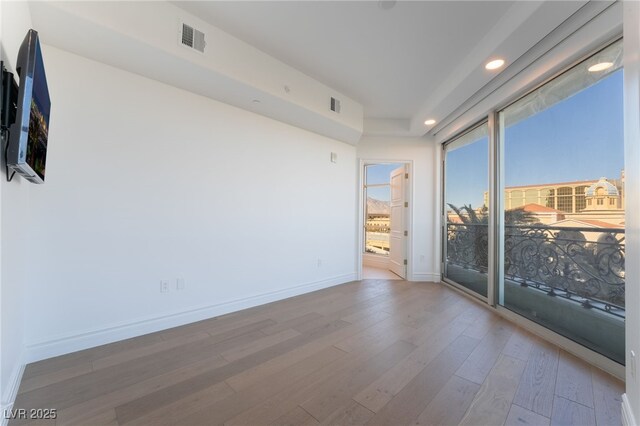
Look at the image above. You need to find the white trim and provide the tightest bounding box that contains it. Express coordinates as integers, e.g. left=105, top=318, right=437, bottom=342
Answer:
left=356, top=159, right=364, bottom=280
left=622, top=394, right=638, bottom=426
left=411, top=273, right=440, bottom=282
left=623, top=0, right=640, bottom=420
left=434, top=146, right=443, bottom=282
left=25, top=273, right=356, bottom=363
left=487, top=112, right=500, bottom=307
left=1, top=351, right=26, bottom=426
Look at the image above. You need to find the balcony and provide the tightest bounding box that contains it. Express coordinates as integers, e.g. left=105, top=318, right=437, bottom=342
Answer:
left=446, top=223, right=625, bottom=364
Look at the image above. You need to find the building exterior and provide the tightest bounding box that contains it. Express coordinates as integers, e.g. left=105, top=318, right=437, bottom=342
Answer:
left=516, top=203, right=566, bottom=225
left=484, top=172, right=624, bottom=213
left=479, top=172, right=625, bottom=227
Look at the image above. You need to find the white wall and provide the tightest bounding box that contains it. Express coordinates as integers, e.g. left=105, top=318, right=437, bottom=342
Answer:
left=21, top=45, right=357, bottom=361
left=0, top=0, right=33, bottom=415
left=623, top=2, right=640, bottom=424
left=357, top=136, right=439, bottom=281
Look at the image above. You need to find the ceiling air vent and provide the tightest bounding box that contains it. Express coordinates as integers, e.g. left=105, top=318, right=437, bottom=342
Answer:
left=181, top=23, right=206, bottom=53
left=330, top=97, right=341, bottom=113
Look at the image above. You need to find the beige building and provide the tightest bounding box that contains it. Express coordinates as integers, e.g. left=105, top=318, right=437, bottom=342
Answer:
left=481, top=172, right=625, bottom=226
left=484, top=172, right=624, bottom=213
left=515, top=203, right=566, bottom=225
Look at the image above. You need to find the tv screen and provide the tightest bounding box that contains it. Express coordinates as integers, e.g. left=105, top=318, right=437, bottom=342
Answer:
left=8, top=29, right=50, bottom=184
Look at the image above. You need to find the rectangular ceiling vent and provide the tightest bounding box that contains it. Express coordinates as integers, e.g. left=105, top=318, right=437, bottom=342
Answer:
left=330, top=97, right=341, bottom=113
left=181, top=23, right=206, bottom=53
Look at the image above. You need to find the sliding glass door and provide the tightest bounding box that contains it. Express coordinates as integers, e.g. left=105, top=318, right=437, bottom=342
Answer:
left=443, top=123, right=489, bottom=298
left=498, top=40, right=624, bottom=364
left=442, top=39, right=625, bottom=365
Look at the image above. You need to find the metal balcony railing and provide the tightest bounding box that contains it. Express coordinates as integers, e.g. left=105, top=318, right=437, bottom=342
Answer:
left=446, top=223, right=625, bottom=318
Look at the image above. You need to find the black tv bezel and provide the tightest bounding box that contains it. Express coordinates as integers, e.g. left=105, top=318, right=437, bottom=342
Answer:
left=8, top=29, right=50, bottom=184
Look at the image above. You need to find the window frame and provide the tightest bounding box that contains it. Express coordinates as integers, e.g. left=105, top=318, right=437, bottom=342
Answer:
left=439, top=36, right=626, bottom=377
left=441, top=119, right=490, bottom=303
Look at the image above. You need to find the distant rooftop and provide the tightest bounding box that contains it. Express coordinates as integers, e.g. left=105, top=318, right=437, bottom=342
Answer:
left=504, top=179, right=598, bottom=190
left=586, top=177, right=620, bottom=197
left=512, top=203, right=564, bottom=213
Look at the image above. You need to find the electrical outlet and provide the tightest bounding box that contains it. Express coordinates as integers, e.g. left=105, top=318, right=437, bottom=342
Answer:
left=177, top=278, right=185, bottom=290
left=160, top=280, right=170, bottom=293
left=317, top=258, right=322, bottom=267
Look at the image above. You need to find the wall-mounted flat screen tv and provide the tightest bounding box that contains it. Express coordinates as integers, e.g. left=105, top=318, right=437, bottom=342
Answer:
left=8, top=29, right=50, bottom=184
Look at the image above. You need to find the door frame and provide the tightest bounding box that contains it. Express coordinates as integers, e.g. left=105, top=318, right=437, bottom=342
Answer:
left=357, top=159, right=413, bottom=281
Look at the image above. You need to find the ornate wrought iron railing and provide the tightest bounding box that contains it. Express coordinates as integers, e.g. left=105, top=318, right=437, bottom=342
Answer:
left=446, top=223, right=489, bottom=273
left=446, top=223, right=625, bottom=317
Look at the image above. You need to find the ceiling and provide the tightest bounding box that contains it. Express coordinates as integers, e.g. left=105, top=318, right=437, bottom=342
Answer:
left=173, top=1, right=586, bottom=130
left=174, top=1, right=513, bottom=119
left=28, top=0, right=590, bottom=139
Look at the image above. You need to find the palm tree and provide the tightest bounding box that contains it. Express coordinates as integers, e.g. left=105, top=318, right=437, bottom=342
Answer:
left=446, top=203, right=539, bottom=272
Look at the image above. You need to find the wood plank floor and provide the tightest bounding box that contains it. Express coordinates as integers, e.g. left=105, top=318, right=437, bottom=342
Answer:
left=10, top=280, right=624, bottom=426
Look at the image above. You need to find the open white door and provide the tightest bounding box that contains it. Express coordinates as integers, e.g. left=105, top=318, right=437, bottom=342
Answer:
left=389, top=165, right=406, bottom=279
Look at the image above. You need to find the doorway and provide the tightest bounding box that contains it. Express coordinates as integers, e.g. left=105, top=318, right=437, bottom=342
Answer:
left=359, top=161, right=411, bottom=280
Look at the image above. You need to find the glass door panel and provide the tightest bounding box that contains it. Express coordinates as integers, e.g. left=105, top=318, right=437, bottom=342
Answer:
left=443, top=123, right=489, bottom=298
left=499, top=40, right=625, bottom=364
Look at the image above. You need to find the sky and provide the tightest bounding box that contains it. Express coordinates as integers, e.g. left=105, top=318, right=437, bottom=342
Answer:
left=365, top=163, right=403, bottom=201
left=445, top=69, right=624, bottom=209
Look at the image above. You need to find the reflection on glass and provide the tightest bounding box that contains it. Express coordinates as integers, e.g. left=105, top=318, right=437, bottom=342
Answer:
left=444, top=123, right=489, bottom=297
left=499, top=40, right=625, bottom=364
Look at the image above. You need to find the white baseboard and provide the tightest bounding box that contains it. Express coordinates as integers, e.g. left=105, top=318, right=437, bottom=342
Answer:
left=25, top=272, right=357, bottom=363
left=1, top=351, right=26, bottom=426
left=622, top=394, right=638, bottom=426
left=410, top=272, right=440, bottom=282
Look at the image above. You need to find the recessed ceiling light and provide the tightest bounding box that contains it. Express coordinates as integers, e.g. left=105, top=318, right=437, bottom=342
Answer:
left=588, top=62, right=614, bottom=72
left=424, top=119, right=436, bottom=126
left=485, top=59, right=505, bottom=70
